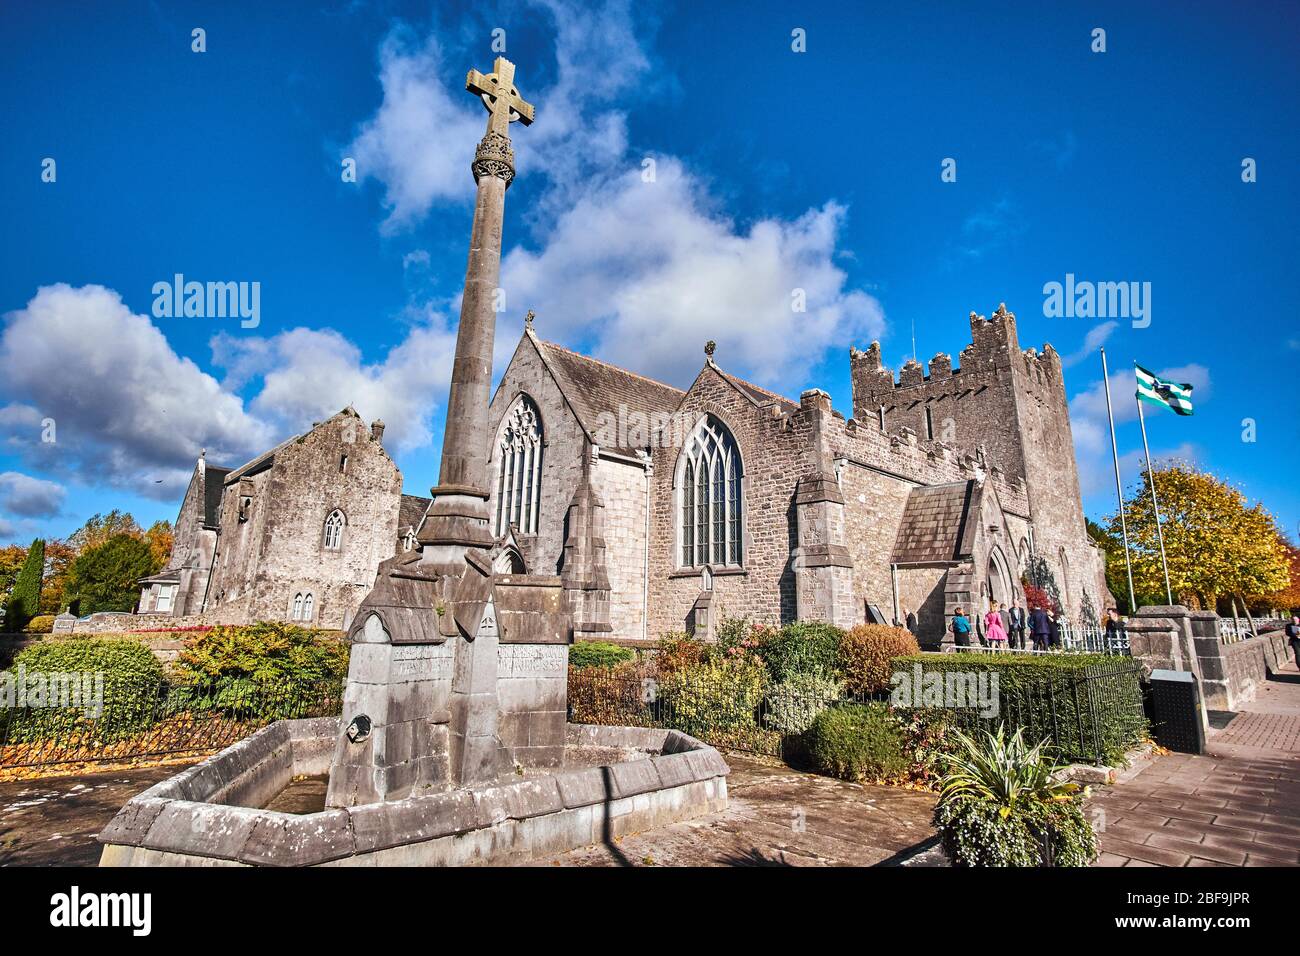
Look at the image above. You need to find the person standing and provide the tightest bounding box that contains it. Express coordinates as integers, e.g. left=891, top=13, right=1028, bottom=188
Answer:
left=1104, top=607, right=1126, bottom=651
left=985, top=601, right=1009, bottom=647
left=1047, top=609, right=1062, bottom=650
left=1008, top=600, right=1027, bottom=650
left=1286, top=614, right=1300, bottom=669
left=1029, top=604, right=1050, bottom=652
left=950, top=607, right=973, bottom=647
left=975, top=603, right=988, bottom=646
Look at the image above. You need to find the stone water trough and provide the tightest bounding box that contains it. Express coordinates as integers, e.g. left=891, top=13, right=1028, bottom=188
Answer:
left=97, top=718, right=729, bottom=866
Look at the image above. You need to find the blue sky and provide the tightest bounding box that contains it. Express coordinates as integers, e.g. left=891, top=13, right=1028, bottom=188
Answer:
left=1, top=0, right=1297, bottom=547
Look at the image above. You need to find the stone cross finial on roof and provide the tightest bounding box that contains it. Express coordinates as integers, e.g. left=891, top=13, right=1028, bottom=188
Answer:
left=525, top=309, right=535, bottom=330
left=705, top=340, right=716, bottom=358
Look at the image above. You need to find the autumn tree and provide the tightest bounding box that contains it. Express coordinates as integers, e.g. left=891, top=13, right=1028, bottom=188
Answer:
left=67, top=510, right=145, bottom=553
left=0, top=544, right=27, bottom=600
left=37, top=539, right=78, bottom=615
left=1255, top=537, right=1300, bottom=613
left=66, top=534, right=154, bottom=614
left=1103, top=464, right=1289, bottom=611
left=144, top=520, right=173, bottom=572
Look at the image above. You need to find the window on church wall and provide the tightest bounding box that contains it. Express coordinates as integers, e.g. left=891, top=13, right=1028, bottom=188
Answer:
left=924, top=405, right=934, bottom=440
left=495, top=396, right=543, bottom=536
left=323, top=509, right=345, bottom=550
left=678, top=415, right=743, bottom=569
left=292, top=592, right=304, bottom=620
left=303, top=593, right=314, bottom=620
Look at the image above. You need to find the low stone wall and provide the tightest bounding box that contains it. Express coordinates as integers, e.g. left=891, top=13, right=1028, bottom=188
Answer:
left=67, top=612, right=209, bottom=636
left=1197, top=628, right=1291, bottom=711
left=98, top=721, right=729, bottom=867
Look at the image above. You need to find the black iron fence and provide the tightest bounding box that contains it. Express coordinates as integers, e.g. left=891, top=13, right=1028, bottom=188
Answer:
left=0, top=677, right=343, bottom=770
left=568, top=657, right=1146, bottom=765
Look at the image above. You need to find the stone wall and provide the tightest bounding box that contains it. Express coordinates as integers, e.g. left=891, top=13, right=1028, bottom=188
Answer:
left=206, top=411, right=402, bottom=630
left=593, top=454, right=649, bottom=640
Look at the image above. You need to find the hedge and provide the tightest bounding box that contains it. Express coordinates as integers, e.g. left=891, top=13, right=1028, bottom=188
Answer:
left=568, top=641, right=635, bottom=670
left=2, top=637, right=167, bottom=742
left=805, top=702, right=910, bottom=782
left=890, top=653, right=1147, bottom=764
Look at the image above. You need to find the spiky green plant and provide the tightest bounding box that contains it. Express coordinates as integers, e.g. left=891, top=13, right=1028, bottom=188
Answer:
left=934, top=725, right=1097, bottom=866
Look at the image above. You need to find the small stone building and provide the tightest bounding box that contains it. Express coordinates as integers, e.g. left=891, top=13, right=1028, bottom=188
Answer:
left=139, top=408, right=429, bottom=631
left=485, top=304, right=1111, bottom=647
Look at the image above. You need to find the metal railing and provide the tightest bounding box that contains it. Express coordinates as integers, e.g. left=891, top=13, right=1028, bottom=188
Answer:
left=947, top=621, right=1130, bottom=656
left=0, top=677, right=343, bottom=770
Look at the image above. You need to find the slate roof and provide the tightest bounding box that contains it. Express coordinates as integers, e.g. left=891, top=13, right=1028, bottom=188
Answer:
left=533, top=336, right=685, bottom=452
left=890, top=480, right=983, bottom=564
left=202, top=467, right=230, bottom=528
left=398, top=493, right=430, bottom=534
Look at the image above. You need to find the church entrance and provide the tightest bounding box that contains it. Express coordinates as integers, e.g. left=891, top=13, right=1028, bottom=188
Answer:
left=986, top=548, right=1013, bottom=608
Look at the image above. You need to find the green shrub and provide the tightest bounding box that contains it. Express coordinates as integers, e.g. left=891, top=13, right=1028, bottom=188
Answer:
left=23, top=614, right=55, bottom=635
left=891, top=653, right=1147, bottom=764
left=764, top=670, right=843, bottom=735
left=568, top=640, right=635, bottom=670
left=653, top=632, right=709, bottom=675
left=171, top=621, right=348, bottom=721
left=933, top=726, right=1097, bottom=867
left=567, top=660, right=653, bottom=725
left=838, top=623, right=919, bottom=695
left=805, top=702, right=910, bottom=782
left=2, top=637, right=166, bottom=742
left=659, top=656, right=768, bottom=745
left=758, top=620, right=845, bottom=683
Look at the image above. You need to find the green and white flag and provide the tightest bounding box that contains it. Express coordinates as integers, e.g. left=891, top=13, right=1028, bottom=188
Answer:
left=1135, top=364, right=1194, bottom=416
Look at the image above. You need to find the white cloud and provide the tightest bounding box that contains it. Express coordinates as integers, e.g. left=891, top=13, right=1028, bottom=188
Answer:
left=349, top=1, right=879, bottom=391
left=210, top=304, right=458, bottom=454
left=501, top=161, right=882, bottom=387
left=0, top=471, right=65, bottom=518
left=0, top=285, right=456, bottom=500
left=0, top=284, right=274, bottom=498
left=1060, top=320, right=1119, bottom=368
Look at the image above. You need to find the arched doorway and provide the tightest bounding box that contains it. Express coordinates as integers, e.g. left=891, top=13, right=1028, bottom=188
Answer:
left=986, top=547, right=1014, bottom=609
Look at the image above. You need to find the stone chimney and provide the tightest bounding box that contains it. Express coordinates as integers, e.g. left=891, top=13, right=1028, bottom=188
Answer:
left=370, top=419, right=386, bottom=443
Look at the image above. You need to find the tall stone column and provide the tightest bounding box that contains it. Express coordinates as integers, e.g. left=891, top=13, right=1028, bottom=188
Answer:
left=419, top=57, right=534, bottom=575
left=792, top=389, right=856, bottom=627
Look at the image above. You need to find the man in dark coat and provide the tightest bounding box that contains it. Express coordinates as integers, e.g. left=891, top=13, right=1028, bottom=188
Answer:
left=1029, top=605, right=1050, bottom=651
left=1007, top=601, right=1027, bottom=650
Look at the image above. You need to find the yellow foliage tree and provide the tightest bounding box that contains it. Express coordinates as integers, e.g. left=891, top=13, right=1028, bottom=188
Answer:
left=1104, top=464, right=1289, bottom=610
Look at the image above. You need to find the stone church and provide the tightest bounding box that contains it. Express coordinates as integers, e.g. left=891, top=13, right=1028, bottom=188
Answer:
left=487, top=303, right=1110, bottom=648
left=136, top=304, right=1108, bottom=647
left=138, top=408, right=430, bottom=630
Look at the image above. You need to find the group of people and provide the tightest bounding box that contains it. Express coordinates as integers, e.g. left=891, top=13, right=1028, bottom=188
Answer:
left=949, top=600, right=1054, bottom=650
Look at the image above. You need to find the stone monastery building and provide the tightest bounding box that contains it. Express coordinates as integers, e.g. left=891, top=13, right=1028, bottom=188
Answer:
left=140, top=301, right=1110, bottom=646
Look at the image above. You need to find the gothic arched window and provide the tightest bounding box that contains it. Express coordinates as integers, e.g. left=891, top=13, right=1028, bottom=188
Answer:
left=495, top=395, right=543, bottom=536
left=302, top=592, right=314, bottom=621
left=323, top=509, right=345, bottom=550
left=679, top=415, right=742, bottom=568
left=292, top=592, right=305, bottom=620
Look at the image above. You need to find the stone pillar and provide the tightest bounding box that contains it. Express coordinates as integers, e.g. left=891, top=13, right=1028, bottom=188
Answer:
left=1127, top=604, right=1211, bottom=734
left=418, top=123, right=519, bottom=572
left=326, top=614, right=453, bottom=807
left=448, top=599, right=506, bottom=786
left=561, top=470, right=613, bottom=639
left=791, top=390, right=855, bottom=627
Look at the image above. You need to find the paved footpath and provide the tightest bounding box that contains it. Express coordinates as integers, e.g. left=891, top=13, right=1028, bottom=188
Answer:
left=1090, top=658, right=1300, bottom=867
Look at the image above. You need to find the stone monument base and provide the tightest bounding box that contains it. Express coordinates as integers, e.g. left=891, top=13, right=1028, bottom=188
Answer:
left=96, top=719, right=729, bottom=867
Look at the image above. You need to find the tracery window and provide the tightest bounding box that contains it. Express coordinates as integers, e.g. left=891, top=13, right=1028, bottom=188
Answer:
left=495, top=396, right=543, bottom=535
left=679, top=415, right=742, bottom=568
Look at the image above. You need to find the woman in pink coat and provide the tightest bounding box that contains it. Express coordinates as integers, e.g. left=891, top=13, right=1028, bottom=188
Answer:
left=984, top=602, right=1009, bottom=645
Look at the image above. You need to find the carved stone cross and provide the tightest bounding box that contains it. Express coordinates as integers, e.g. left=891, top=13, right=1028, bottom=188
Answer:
left=466, top=56, right=535, bottom=137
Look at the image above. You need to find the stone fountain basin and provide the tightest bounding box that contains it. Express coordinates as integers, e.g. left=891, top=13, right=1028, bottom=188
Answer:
left=97, top=718, right=729, bottom=866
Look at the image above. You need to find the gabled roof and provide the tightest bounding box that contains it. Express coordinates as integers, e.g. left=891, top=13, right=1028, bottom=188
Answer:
left=712, top=366, right=799, bottom=412
left=890, top=480, right=983, bottom=564
left=530, top=334, right=685, bottom=453
left=221, top=408, right=362, bottom=484
left=398, top=493, right=431, bottom=534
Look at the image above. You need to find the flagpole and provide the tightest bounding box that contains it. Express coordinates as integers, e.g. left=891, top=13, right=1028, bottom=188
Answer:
left=1101, top=348, right=1136, bottom=611
left=1135, top=392, right=1175, bottom=604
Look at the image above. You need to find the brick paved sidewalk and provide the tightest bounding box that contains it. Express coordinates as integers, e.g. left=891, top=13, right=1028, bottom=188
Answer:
left=1090, top=659, right=1300, bottom=867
